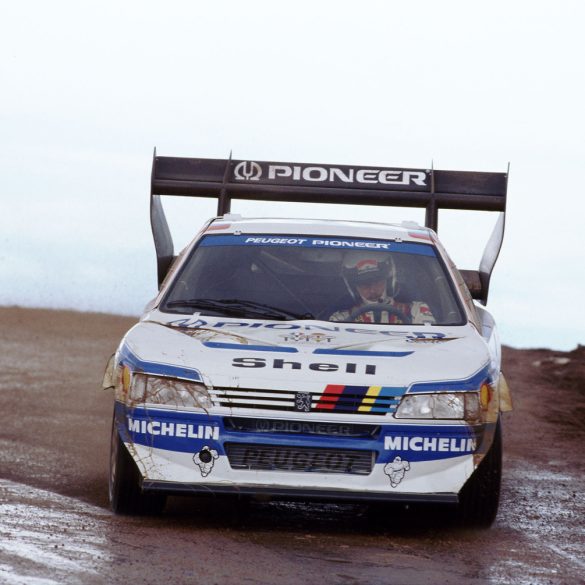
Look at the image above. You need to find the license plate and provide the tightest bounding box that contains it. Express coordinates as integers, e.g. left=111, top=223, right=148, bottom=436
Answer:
left=235, top=446, right=370, bottom=474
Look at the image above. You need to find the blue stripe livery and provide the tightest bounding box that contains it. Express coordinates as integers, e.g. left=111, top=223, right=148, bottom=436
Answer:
left=198, top=234, right=436, bottom=257
left=115, top=403, right=486, bottom=463
left=313, top=348, right=413, bottom=357
left=408, top=363, right=492, bottom=393
left=202, top=341, right=298, bottom=353
left=119, top=343, right=203, bottom=382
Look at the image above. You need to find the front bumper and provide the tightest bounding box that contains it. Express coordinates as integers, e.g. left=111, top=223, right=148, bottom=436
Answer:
left=115, top=402, right=490, bottom=503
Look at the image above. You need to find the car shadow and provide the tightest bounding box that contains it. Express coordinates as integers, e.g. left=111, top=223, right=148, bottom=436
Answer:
left=156, top=494, right=464, bottom=536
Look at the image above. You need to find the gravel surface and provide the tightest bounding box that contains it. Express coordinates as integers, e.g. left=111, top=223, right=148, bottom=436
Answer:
left=1, top=307, right=584, bottom=584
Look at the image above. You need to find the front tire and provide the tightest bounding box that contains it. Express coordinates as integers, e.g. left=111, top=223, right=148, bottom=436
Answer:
left=109, top=416, right=166, bottom=515
left=458, top=419, right=502, bottom=528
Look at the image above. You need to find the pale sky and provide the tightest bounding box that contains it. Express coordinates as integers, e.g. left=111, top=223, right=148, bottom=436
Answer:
left=1, top=0, right=584, bottom=350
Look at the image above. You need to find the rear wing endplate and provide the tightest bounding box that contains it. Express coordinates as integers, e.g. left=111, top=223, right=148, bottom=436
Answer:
left=150, top=152, right=508, bottom=304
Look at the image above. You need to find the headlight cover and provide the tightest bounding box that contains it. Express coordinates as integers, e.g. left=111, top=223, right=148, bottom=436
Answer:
left=128, top=373, right=213, bottom=409
left=394, top=392, right=481, bottom=421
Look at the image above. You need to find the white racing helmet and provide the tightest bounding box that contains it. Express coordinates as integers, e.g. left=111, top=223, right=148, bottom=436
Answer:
left=342, top=252, right=397, bottom=295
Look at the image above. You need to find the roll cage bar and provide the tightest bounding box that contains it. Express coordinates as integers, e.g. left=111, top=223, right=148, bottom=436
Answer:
left=150, top=151, right=508, bottom=305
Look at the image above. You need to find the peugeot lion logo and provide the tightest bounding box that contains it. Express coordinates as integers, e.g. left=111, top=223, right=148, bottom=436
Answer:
left=234, top=161, right=262, bottom=181
left=294, top=392, right=312, bottom=412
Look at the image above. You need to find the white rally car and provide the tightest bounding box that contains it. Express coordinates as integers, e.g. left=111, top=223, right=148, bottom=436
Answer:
left=103, top=154, right=512, bottom=526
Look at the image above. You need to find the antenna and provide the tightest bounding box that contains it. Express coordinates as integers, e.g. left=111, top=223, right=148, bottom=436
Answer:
left=425, top=160, right=438, bottom=232
left=218, top=151, right=232, bottom=215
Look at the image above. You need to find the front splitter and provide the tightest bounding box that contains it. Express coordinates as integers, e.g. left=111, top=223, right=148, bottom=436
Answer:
left=141, top=480, right=459, bottom=504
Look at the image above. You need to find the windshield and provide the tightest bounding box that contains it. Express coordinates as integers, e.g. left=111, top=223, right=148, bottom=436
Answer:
left=162, top=234, right=465, bottom=325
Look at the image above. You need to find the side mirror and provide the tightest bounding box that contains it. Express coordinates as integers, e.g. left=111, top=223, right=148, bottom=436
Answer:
left=459, top=270, right=483, bottom=301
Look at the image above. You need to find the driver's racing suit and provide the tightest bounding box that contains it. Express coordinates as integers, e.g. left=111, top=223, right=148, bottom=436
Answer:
left=330, top=294, right=435, bottom=324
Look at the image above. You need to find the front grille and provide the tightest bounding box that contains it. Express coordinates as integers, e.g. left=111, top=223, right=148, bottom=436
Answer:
left=211, top=386, right=403, bottom=415
left=224, top=417, right=380, bottom=438
left=225, top=443, right=374, bottom=475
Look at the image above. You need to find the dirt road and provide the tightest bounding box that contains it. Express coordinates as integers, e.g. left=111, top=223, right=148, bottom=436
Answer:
left=1, top=307, right=584, bottom=584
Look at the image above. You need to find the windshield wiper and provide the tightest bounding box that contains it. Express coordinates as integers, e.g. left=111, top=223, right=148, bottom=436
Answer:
left=225, top=299, right=314, bottom=320
left=166, top=298, right=314, bottom=320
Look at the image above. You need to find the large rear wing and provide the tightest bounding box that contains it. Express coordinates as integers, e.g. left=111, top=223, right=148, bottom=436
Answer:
left=151, top=153, right=508, bottom=304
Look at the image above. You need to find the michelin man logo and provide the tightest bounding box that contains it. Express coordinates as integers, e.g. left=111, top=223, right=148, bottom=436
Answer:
left=193, top=446, right=219, bottom=477
left=384, top=456, right=410, bottom=488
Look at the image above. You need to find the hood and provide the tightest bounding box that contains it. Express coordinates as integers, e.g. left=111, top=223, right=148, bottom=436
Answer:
left=120, top=311, right=492, bottom=391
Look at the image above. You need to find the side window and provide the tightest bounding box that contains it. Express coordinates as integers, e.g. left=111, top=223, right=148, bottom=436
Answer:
left=442, top=250, right=481, bottom=329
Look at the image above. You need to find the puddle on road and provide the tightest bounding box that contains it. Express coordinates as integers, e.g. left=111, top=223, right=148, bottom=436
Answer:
left=488, top=458, right=585, bottom=584
left=0, top=479, right=112, bottom=585
left=1, top=456, right=584, bottom=585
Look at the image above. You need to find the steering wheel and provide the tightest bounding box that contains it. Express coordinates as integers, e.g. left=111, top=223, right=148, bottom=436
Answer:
left=347, top=303, right=412, bottom=324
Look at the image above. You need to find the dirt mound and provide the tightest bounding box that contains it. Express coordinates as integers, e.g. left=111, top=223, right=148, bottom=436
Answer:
left=529, top=344, right=585, bottom=393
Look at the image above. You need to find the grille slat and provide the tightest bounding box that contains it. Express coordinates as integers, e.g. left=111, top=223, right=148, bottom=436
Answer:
left=211, top=390, right=295, bottom=399
left=225, top=443, right=374, bottom=475
left=215, top=399, right=302, bottom=409
left=212, top=386, right=401, bottom=415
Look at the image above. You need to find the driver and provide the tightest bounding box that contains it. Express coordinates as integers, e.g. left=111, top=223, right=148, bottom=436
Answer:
left=330, top=255, right=435, bottom=324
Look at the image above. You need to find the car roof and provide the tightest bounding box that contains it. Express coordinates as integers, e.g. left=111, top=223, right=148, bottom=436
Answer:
left=204, top=216, right=435, bottom=244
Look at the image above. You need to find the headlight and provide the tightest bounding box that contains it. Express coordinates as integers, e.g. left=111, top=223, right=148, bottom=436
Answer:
left=128, top=373, right=213, bottom=409
left=395, top=392, right=480, bottom=421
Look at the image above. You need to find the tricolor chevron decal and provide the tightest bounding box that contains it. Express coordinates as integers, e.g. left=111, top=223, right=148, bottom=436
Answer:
left=315, top=384, right=407, bottom=414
